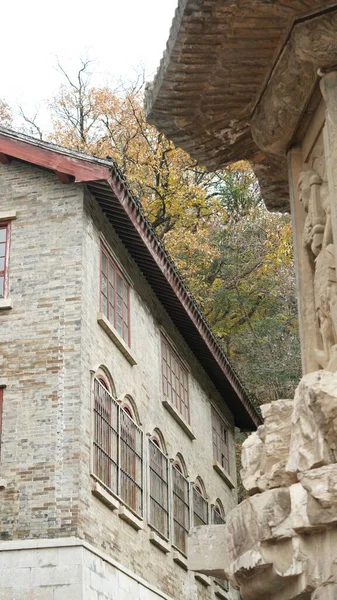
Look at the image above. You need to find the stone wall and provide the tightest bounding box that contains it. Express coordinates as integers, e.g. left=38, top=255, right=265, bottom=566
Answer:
left=0, top=159, right=237, bottom=599
left=189, top=370, right=337, bottom=600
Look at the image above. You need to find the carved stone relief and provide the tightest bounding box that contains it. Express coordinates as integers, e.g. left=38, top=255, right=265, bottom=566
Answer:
left=298, top=129, right=337, bottom=371
left=251, top=10, right=337, bottom=156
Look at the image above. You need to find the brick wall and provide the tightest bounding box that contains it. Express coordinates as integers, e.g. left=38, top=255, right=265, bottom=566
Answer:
left=0, top=160, right=238, bottom=599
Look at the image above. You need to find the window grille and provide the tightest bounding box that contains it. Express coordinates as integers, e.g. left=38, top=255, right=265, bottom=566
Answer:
left=161, top=335, right=189, bottom=423
left=212, top=409, right=230, bottom=474
left=100, top=247, right=130, bottom=345
left=149, top=439, right=169, bottom=538
left=212, top=504, right=225, bottom=525
left=120, top=407, right=143, bottom=515
left=193, top=487, right=208, bottom=527
left=0, top=223, right=9, bottom=298
left=172, top=464, right=190, bottom=554
left=93, top=378, right=143, bottom=515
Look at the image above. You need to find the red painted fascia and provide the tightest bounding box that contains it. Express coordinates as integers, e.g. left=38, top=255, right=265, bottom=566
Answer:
left=0, top=135, right=110, bottom=183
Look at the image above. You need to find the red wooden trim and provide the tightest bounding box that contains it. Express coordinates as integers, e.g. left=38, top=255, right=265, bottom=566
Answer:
left=0, top=221, right=11, bottom=298
left=0, top=153, right=11, bottom=164
left=0, top=136, right=110, bottom=182
left=55, top=171, right=74, bottom=184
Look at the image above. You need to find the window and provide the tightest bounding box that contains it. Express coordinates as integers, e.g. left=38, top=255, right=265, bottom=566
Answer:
left=193, top=480, right=208, bottom=527
left=212, top=501, right=225, bottom=525
left=93, top=378, right=143, bottom=515
left=212, top=409, right=230, bottom=474
left=172, top=461, right=190, bottom=554
left=100, top=246, right=130, bottom=345
left=149, top=437, right=169, bottom=538
left=0, top=222, right=10, bottom=298
left=120, top=405, right=143, bottom=515
left=161, top=335, right=189, bottom=423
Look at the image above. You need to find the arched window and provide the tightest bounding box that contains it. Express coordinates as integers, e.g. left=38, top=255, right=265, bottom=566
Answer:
left=193, top=477, right=208, bottom=526
left=120, top=403, right=143, bottom=514
left=93, top=376, right=118, bottom=490
left=212, top=499, right=225, bottom=525
left=92, top=374, right=143, bottom=516
left=172, top=457, right=190, bottom=554
left=149, top=432, right=169, bottom=539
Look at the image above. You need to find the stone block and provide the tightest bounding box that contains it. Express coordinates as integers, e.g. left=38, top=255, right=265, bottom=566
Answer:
left=286, top=371, right=337, bottom=474
left=241, top=400, right=295, bottom=494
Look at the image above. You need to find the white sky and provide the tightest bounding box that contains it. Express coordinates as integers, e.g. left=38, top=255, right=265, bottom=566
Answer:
left=1, top=0, right=178, bottom=128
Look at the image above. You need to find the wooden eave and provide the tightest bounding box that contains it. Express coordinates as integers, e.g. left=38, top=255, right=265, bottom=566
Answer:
left=145, top=0, right=337, bottom=211
left=0, top=127, right=261, bottom=429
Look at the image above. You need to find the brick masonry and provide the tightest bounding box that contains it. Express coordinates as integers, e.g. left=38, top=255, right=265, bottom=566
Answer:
left=0, top=159, right=238, bottom=599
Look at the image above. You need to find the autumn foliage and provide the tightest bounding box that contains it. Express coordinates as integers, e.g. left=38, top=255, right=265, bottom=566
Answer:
left=5, top=62, right=301, bottom=404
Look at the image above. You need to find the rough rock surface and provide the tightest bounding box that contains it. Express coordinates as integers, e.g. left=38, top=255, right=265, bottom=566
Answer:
left=188, top=371, right=337, bottom=600
left=241, top=400, right=296, bottom=494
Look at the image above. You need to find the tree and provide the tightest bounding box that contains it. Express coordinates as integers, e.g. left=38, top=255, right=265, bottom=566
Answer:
left=21, top=59, right=300, bottom=404
left=0, top=100, right=12, bottom=128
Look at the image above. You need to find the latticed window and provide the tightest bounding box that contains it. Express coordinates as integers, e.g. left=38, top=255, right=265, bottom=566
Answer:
left=212, top=409, right=230, bottom=474
left=120, top=406, right=143, bottom=514
left=149, top=439, right=169, bottom=538
left=193, top=485, right=208, bottom=527
left=93, top=378, right=143, bottom=515
left=172, top=463, right=190, bottom=554
left=161, top=335, right=189, bottom=423
left=212, top=503, right=225, bottom=525
left=0, top=223, right=10, bottom=298
left=100, top=246, right=130, bottom=345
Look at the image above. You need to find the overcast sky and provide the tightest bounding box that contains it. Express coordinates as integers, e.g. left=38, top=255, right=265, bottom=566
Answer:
left=1, top=0, right=177, bottom=127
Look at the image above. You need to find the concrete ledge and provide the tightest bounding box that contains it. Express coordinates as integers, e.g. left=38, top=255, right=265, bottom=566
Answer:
left=0, top=537, right=174, bottom=600
left=149, top=531, right=171, bottom=554
left=213, top=460, right=235, bottom=489
left=118, top=505, right=143, bottom=531
left=91, top=479, right=120, bottom=511
left=162, top=399, right=196, bottom=440
left=97, top=312, right=137, bottom=366
left=173, top=550, right=188, bottom=571
left=0, top=298, right=12, bottom=310
left=194, top=573, right=211, bottom=587
left=0, top=210, right=16, bottom=221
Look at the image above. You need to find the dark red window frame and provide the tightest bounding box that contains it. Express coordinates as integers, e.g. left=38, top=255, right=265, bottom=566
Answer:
left=149, top=437, right=169, bottom=539
left=193, top=482, right=208, bottom=527
left=100, top=245, right=130, bottom=346
left=172, top=461, right=190, bottom=554
left=161, top=335, right=190, bottom=423
left=0, top=222, right=10, bottom=299
left=212, top=409, right=230, bottom=474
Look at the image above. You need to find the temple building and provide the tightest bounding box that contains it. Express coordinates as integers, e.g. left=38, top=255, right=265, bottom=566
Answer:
left=146, top=2, right=337, bottom=599
left=0, top=127, right=259, bottom=599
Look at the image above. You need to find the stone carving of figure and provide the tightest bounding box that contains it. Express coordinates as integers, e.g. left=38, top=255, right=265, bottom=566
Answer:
left=298, top=167, right=337, bottom=370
